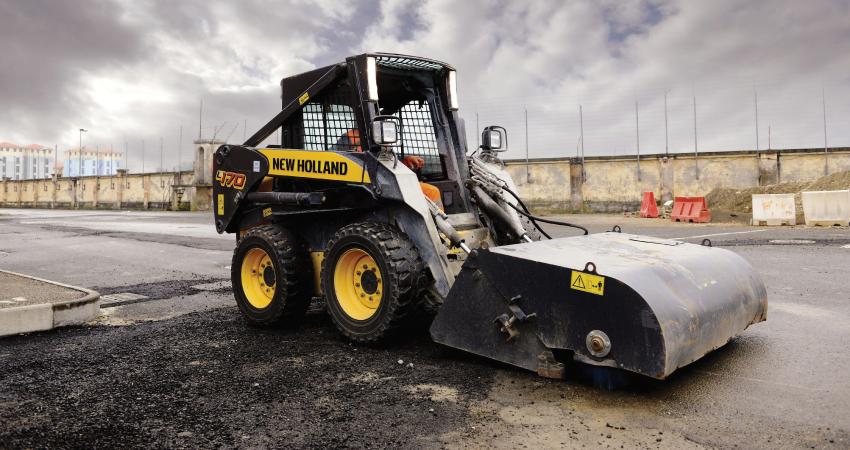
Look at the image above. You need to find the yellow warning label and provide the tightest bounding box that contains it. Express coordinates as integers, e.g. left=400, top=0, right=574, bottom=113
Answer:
left=217, top=194, right=224, bottom=216
left=259, top=149, right=371, bottom=183
left=570, top=271, right=605, bottom=296
left=298, top=92, right=310, bottom=105
left=262, top=207, right=272, bottom=217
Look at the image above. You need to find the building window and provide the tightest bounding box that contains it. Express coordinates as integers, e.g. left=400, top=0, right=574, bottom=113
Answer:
left=43, top=184, right=47, bottom=192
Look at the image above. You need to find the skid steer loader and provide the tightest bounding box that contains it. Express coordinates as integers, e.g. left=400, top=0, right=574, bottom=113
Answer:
left=213, top=53, right=767, bottom=380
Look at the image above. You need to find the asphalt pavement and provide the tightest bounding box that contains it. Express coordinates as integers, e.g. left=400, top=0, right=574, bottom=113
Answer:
left=0, top=208, right=848, bottom=449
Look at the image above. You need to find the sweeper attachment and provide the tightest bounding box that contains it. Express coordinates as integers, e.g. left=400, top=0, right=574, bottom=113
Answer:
left=213, top=53, right=767, bottom=381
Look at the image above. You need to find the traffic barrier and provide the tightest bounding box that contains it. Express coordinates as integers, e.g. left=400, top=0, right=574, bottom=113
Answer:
left=671, top=196, right=711, bottom=223
left=639, top=191, right=659, bottom=218
left=751, top=193, right=796, bottom=226
left=802, top=190, right=850, bottom=227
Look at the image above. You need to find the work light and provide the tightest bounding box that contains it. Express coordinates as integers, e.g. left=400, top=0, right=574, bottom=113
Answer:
left=447, top=70, right=458, bottom=110
left=367, top=57, right=379, bottom=101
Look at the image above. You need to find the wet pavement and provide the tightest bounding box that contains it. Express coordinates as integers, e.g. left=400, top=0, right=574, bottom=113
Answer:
left=0, top=209, right=848, bottom=448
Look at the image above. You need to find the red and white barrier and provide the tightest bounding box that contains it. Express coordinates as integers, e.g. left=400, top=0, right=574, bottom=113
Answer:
left=671, top=196, right=711, bottom=223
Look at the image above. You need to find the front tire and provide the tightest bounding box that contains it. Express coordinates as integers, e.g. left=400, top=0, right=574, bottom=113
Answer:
left=321, top=222, right=423, bottom=343
left=231, top=224, right=310, bottom=326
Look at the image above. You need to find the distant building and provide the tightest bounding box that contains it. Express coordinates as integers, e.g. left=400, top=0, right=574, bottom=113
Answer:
left=63, top=148, right=123, bottom=177
left=0, top=142, right=55, bottom=180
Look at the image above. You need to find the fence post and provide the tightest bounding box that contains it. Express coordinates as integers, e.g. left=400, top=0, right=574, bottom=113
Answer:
left=117, top=169, right=126, bottom=209
left=93, top=175, right=99, bottom=209
left=635, top=100, right=641, bottom=182
left=570, top=158, right=584, bottom=211
left=143, top=175, right=150, bottom=210
left=659, top=156, right=673, bottom=203
left=51, top=174, right=58, bottom=208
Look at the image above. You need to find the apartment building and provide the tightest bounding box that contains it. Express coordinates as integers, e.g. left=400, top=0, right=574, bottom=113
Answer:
left=0, top=142, right=55, bottom=180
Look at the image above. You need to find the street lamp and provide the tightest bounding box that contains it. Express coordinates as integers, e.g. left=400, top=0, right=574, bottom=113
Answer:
left=78, top=128, right=88, bottom=177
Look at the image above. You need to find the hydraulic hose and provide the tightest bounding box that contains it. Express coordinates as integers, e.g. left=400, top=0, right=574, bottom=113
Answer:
left=498, top=185, right=552, bottom=239
left=502, top=200, right=589, bottom=235
left=470, top=185, right=530, bottom=242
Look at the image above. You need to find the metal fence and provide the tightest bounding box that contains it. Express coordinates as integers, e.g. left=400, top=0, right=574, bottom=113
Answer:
left=47, top=80, right=850, bottom=179
left=462, top=80, right=850, bottom=162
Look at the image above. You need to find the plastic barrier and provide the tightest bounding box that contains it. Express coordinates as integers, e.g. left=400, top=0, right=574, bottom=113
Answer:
left=802, top=190, right=850, bottom=227
left=671, top=196, right=711, bottom=223
left=751, top=193, right=796, bottom=226
left=640, top=191, right=659, bottom=218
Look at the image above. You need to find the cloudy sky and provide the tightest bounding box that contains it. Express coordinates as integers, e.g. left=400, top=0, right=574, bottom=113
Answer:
left=1, top=0, right=849, bottom=170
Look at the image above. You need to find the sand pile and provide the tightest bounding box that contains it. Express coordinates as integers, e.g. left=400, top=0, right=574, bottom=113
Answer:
left=705, top=170, right=850, bottom=221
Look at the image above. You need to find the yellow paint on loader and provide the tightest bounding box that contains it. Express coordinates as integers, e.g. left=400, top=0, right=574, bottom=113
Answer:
left=259, top=149, right=371, bottom=184
left=310, top=251, right=324, bottom=296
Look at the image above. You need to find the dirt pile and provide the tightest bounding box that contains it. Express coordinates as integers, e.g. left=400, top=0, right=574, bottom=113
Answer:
left=706, top=170, right=850, bottom=220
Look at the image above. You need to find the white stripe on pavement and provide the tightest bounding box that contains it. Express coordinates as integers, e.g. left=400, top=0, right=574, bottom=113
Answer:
left=674, top=229, right=768, bottom=240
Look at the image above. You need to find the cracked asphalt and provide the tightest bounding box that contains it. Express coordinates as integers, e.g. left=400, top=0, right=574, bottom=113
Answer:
left=0, top=209, right=848, bottom=449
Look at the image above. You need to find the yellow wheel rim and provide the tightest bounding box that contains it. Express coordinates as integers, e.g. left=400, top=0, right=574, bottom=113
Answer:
left=240, top=247, right=276, bottom=309
left=333, top=248, right=383, bottom=321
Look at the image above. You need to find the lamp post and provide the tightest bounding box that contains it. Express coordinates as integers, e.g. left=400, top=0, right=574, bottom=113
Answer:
left=78, top=128, right=87, bottom=177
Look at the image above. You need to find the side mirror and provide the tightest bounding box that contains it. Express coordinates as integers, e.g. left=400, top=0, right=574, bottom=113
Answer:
left=481, top=126, right=507, bottom=152
left=372, top=117, right=400, bottom=145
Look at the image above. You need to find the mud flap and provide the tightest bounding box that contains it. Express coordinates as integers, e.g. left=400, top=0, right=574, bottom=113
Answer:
left=429, top=232, right=768, bottom=379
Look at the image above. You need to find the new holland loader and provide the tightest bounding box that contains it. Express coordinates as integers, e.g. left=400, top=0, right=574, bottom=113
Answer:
left=212, top=53, right=767, bottom=381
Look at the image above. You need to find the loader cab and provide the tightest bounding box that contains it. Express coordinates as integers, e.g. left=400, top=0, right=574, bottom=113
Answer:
left=358, top=54, right=470, bottom=213
left=259, top=53, right=471, bottom=213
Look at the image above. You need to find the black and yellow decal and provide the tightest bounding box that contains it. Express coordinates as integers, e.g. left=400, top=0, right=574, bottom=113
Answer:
left=298, top=92, right=310, bottom=105
left=570, top=270, right=605, bottom=296
left=259, top=149, right=371, bottom=183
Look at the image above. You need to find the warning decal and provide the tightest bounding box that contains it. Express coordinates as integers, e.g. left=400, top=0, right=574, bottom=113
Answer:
left=216, top=194, right=224, bottom=216
left=570, top=271, right=605, bottom=296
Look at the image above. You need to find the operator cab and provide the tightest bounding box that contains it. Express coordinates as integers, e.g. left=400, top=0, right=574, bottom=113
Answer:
left=256, top=53, right=468, bottom=213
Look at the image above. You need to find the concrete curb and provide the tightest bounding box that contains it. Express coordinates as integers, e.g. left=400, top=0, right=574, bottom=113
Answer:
left=0, top=269, right=100, bottom=337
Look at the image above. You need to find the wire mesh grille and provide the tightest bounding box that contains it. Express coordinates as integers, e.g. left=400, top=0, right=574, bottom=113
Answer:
left=390, top=101, right=442, bottom=177
left=300, top=84, right=359, bottom=151
left=376, top=55, right=444, bottom=71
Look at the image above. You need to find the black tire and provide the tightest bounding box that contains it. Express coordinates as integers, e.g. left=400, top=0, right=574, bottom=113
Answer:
left=231, top=224, right=310, bottom=326
left=321, top=222, right=424, bottom=343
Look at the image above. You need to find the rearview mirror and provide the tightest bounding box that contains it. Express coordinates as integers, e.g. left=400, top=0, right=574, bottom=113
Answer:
left=372, top=117, right=400, bottom=145
left=481, top=126, right=507, bottom=151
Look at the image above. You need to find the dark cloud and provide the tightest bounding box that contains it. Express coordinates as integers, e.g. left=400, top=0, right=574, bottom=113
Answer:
left=1, top=0, right=848, bottom=166
left=0, top=0, right=144, bottom=144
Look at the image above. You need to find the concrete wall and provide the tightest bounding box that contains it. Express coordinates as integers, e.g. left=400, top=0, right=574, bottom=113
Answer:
left=0, top=171, right=196, bottom=210
left=506, top=147, right=850, bottom=212
left=3, top=145, right=848, bottom=213
left=0, top=138, right=220, bottom=211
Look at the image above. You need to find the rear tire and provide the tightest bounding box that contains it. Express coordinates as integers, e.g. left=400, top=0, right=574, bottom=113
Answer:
left=231, top=224, right=310, bottom=326
left=321, top=222, right=424, bottom=343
